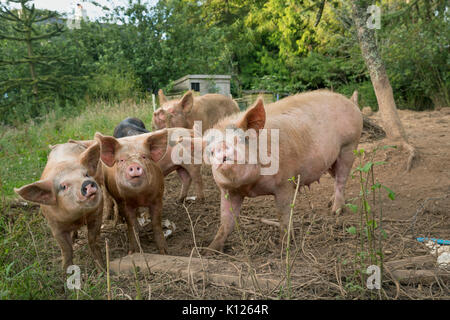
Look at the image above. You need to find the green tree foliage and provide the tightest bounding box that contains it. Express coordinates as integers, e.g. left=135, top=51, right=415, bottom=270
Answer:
left=0, top=0, right=447, bottom=125
left=0, top=0, right=86, bottom=124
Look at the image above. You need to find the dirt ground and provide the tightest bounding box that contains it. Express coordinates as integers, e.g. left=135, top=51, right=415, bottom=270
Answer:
left=57, top=108, right=450, bottom=299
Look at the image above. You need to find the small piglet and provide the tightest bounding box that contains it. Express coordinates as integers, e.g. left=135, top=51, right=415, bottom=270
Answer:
left=191, top=90, right=363, bottom=253
left=152, top=90, right=240, bottom=133
left=113, top=118, right=204, bottom=202
left=95, top=130, right=169, bottom=254
left=15, top=142, right=104, bottom=270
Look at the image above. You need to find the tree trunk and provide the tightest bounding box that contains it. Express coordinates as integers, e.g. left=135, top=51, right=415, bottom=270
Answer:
left=351, top=0, right=417, bottom=171
left=21, top=1, right=38, bottom=96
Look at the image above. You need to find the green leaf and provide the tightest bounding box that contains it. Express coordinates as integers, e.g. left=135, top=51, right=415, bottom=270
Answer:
left=361, top=161, right=373, bottom=173
left=367, top=219, right=378, bottom=229
left=346, top=226, right=356, bottom=235
left=363, top=200, right=371, bottom=213
left=382, top=185, right=396, bottom=200
left=345, top=203, right=358, bottom=213
left=371, top=182, right=381, bottom=190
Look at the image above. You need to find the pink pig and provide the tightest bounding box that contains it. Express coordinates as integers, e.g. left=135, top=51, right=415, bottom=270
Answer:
left=187, top=90, right=363, bottom=253
left=15, top=142, right=105, bottom=270
left=152, top=90, right=239, bottom=133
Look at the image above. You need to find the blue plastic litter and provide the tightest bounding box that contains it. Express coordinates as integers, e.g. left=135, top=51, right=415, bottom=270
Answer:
left=416, top=237, right=450, bottom=245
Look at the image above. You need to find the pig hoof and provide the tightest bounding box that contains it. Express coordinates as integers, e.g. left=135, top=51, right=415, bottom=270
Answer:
left=203, top=249, right=216, bottom=257
left=204, top=243, right=224, bottom=255
left=332, top=206, right=345, bottom=215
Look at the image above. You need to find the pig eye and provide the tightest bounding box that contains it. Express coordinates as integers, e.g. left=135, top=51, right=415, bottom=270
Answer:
left=142, top=155, right=147, bottom=159
left=60, top=184, right=67, bottom=191
left=84, top=173, right=89, bottom=177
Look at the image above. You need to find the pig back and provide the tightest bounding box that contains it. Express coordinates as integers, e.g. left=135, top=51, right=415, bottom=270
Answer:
left=264, top=90, right=362, bottom=183
left=192, top=94, right=239, bottom=131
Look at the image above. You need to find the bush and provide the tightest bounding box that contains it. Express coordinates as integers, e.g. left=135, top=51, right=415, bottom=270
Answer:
left=86, top=69, right=140, bottom=102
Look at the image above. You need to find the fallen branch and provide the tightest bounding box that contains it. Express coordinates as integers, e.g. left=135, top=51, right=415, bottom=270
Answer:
left=385, top=255, right=435, bottom=270
left=260, top=218, right=280, bottom=227
left=390, top=269, right=449, bottom=285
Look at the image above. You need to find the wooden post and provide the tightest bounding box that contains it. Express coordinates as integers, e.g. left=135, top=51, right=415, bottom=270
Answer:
left=152, top=94, right=156, bottom=112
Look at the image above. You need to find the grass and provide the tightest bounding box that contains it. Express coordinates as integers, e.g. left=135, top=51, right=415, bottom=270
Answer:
left=0, top=99, right=155, bottom=198
left=0, top=98, right=155, bottom=299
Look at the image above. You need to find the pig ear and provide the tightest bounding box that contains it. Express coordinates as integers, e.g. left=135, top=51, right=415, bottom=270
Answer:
left=237, top=98, right=266, bottom=132
left=350, top=90, right=358, bottom=106
left=179, top=91, right=194, bottom=113
left=80, top=142, right=100, bottom=176
left=94, top=132, right=120, bottom=167
left=14, top=179, right=56, bottom=206
left=68, top=139, right=96, bottom=149
left=145, top=129, right=168, bottom=162
left=158, top=89, right=167, bottom=105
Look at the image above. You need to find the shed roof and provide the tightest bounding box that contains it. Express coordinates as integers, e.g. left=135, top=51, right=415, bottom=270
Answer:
left=173, top=74, right=231, bottom=85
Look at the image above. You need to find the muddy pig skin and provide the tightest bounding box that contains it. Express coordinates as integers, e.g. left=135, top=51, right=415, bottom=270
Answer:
left=113, top=119, right=204, bottom=202
left=152, top=90, right=240, bottom=133
left=202, top=90, right=363, bottom=253
left=95, top=130, right=169, bottom=254
left=14, top=142, right=105, bottom=270
left=113, top=117, right=149, bottom=138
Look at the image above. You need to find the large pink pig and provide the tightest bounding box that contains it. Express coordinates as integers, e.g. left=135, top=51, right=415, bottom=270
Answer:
left=193, top=90, right=363, bottom=253
left=152, top=90, right=239, bottom=133
left=95, top=130, right=169, bottom=254
left=15, top=142, right=105, bottom=270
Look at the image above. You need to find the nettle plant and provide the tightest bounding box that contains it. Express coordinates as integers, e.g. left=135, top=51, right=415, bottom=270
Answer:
left=344, top=146, right=396, bottom=295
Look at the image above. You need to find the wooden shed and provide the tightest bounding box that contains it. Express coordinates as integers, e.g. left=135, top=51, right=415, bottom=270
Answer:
left=171, top=74, right=231, bottom=97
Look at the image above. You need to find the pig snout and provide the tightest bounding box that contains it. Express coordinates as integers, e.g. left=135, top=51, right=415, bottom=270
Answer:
left=127, top=163, right=143, bottom=178
left=81, top=180, right=98, bottom=198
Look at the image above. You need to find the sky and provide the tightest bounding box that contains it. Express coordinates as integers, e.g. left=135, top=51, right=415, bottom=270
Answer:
left=4, top=0, right=153, bottom=20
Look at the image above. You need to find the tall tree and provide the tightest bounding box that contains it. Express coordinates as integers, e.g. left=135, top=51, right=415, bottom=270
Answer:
left=351, top=0, right=417, bottom=171
left=0, top=0, right=64, bottom=98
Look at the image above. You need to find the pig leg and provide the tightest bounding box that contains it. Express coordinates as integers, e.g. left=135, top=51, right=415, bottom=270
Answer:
left=71, top=230, right=78, bottom=244
left=190, top=165, right=205, bottom=202
left=176, top=167, right=192, bottom=203
left=207, top=190, right=243, bottom=254
left=87, top=209, right=105, bottom=270
left=149, top=199, right=168, bottom=254
left=53, top=230, right=73, bottom=271
left=275, top=187, right=296, bottom=246
left=102, top=189, right=114, bottom=221
left=331, top=144, right=357, bottom=214
left=120, top=202, right=141, bottom=254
